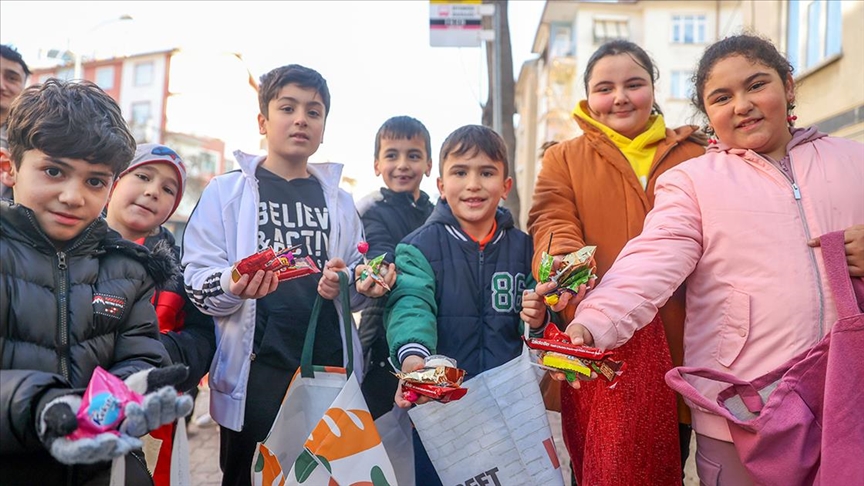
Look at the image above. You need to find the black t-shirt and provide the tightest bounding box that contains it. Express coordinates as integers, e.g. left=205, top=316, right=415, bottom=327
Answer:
left=253, top=166, right=342, bottom=371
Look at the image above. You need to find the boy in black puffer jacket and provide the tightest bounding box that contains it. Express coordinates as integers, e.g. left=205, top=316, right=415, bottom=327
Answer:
left=356, top=116, right=435, bottom=419
left=0, top=80, right=191, bottom=486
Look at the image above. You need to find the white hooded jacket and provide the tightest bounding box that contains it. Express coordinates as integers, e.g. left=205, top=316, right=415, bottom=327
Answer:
left=182, top=150, right=366, bottom=431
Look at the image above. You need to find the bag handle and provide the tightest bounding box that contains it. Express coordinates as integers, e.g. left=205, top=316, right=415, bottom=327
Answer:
left=818, top=231, right=863, bottom=319
left=665, top=366, right=763, bottom=424
left=300, top=271, right=353, bottom=378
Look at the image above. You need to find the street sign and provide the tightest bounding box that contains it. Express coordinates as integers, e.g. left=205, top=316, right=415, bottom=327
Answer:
left=430, top=0, right=483, bottom=48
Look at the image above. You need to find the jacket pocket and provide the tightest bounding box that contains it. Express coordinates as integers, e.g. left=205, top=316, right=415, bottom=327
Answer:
left=714, top=289, right=750, bottom=368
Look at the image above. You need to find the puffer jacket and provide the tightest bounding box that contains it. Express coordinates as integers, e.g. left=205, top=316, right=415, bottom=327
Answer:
left=385, top=201, right=535, bottom=379
left=0, top=200, right=171, bottom=481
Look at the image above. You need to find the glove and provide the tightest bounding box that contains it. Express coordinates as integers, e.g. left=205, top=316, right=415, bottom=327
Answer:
left=120, top=364, right=194, bottom=438
left=38, top=394, right=142, bottom=465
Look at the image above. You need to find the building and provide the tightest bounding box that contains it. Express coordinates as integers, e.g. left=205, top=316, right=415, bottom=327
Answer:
left=741, top=0, right=864, bottom=142
left=515, top=0, right=863, bottom=228
left=29, top=48, right=261, bottom=232
left=515, top=0, right=746, bottom=226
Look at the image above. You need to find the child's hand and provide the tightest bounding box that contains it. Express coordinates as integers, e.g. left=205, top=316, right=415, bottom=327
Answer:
left=809, top=224, right=864, bottom=277
left=520, top=288, right=548, bottom=330
left=229, top=270, right=279, bottom=299
left=318, top=258, right=348, bottom=300
left=394, top=355, right=429, bottom=408
left=354, top=262, right=396, bottom=298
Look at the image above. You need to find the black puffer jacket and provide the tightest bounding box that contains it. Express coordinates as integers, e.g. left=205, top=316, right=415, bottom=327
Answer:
left=0, top=200, right=172, bottom=481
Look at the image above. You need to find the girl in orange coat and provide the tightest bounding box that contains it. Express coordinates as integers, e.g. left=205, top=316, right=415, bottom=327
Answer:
left=527, top=40, right=705, bottom=486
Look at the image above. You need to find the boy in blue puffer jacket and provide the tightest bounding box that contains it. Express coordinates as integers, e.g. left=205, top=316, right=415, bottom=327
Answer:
left=384, top=125, right=550, bottom=485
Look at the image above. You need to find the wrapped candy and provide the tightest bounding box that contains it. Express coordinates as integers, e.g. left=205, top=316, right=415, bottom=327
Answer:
left=537, top=243, right=597, bottom=306
left=231, top=245, right=320, bottom=283
left=357, top=241, right=390, bottom=291
left=525, top=325, right=626, bottom=385
left=68, top=367, right=143, bottom=440
left=395, top=355, right=468, bottom=403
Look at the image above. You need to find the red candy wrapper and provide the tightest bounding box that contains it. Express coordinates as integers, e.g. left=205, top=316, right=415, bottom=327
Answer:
left=524, top=325, right=626, bottom=384
left=231, top=246, right=320, bottom=283
left=68, top=367, right=143, bottom=440
left=402, top=382, right=468, bottom=403
left=395, top=360, right=469, bottom=403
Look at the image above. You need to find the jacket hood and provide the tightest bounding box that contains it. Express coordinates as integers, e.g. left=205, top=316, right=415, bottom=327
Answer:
left=232, top=149, right=345, bottom=191
left=0, top=199, right=107, bottom=254
left=102, top=230, right=180, bottom=290
left=0, top=200, right=179, bottom=289
left=707, top=125, right=827, bottom=156
left=427, top=199, right=515, bottom=232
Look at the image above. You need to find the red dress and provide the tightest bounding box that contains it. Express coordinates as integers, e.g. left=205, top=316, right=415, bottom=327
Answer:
left=561, top=316, right=681, bottom=486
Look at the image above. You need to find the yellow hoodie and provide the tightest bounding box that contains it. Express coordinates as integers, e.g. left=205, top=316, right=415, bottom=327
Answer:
left=573, top=101, right=666, bottom=189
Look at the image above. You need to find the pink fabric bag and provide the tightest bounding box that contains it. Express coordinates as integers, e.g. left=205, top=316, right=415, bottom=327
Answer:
left=666, top=231, right=864, bottom=486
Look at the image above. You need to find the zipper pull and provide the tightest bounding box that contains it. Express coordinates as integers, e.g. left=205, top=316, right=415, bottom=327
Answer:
left=57, top=252, right=67, bottom=270
left=792, top=183, right=802, bottom=200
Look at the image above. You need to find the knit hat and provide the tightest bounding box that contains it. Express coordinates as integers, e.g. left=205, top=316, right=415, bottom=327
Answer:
left=120, top=143, right=187, bottom=221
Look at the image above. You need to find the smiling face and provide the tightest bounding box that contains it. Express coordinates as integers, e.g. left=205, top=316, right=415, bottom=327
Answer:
left=437, top=150, right=512, bottom=240
left=586, top=53, right=655, bottom=139
left=6, top=149, right=113, bottom=247
left=375, top=136, right=432, bottom=200
left=106, top=162, right=180, bottom=241
left=703, top=55, right=795, bottom=161
left=258, top=83, right=326, bottom=165
left=0, top=55, right=27, bottom=121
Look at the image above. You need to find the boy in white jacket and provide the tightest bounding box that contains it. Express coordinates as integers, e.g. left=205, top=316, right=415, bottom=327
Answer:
left=182, top=64, right=378, bottom=486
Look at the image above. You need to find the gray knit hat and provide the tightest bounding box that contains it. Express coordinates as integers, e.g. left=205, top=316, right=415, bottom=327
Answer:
left=121, top=143, right=187, bottom=220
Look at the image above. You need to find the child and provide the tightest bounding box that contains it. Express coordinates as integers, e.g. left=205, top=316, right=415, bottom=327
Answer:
left=385, top=124, right=549, bottom=485
left=356, top=115, right=435, bottom=419
left=0, top=80, right=191, bottom=485
left=526, top=40, right=706, bottom=486
left=105, top=142, right=216, bottom=486
left=1, top=44, right=30, bottom=200
left=562, top=34, right=864, bottom=485
left=181, top=64, right=377, bottom=486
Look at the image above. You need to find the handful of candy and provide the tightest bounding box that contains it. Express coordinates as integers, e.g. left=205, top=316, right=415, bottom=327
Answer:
left=231, top=245, right=320, bottom=283
left=537, top=242, right=597, bottom=307
left=357, top=241, right=390, bottom=291
left=68, top=367, right=143, bottom=440
left=524, top=325, right=625, bottom=386
left=395, top=355, right=468, bottom=403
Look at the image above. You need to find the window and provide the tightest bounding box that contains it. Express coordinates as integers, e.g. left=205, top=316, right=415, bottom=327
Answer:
left=95, top=66, right=114, bottom=90
left=131, top=102, right=151, bottom=125
left=787, top=0, right=842, bottom=73
left=134, top=62, right=153, bottom=86
left=671, top=15, right=707, bottom=44
left=55, top=68, right=74, bottom=81
left=593, top=17, right=629, bottom=43
left=550, top=23, right=574, bottom=58
left=670, top=70, right=693, bottom=99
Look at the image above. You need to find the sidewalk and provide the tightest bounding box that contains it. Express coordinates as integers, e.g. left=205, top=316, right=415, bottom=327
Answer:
left=187, top=386, right=222, bottom=485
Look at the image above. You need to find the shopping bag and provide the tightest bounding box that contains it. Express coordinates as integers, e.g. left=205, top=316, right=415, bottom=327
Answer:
left=251, top=273, right=397, bottom=486
left=374, top=405, right=415, bottom=486
left=666, top=231, right=864, bottom=486
left=408, top=331, right=565, bottom=486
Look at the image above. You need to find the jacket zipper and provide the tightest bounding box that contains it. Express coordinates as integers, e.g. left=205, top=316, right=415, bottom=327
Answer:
left=760, top=153, right=825, bottom=337
left=57, top=251, right=70, bottom=380
left=24, top=212, right=95, bottom=380
left=478, top=246, right=485, bottom=372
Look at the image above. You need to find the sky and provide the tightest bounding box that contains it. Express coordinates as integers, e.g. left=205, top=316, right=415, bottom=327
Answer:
left=0, top=0, right=546, bottom=201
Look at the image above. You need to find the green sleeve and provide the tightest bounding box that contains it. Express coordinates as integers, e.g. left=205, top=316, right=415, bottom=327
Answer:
left=384, top=243, right=438, bottom=366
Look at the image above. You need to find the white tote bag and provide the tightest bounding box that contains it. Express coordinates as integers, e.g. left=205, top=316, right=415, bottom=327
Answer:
left=251, top=273, right=397, bottom=486
left=408, top=333, right=565, bottom=486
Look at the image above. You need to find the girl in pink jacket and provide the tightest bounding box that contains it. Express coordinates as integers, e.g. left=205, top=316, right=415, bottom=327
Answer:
left=560, top=34, right=864, bottom=485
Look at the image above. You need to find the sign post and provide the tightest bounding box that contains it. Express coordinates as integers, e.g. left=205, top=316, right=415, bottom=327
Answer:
left=429, top=0, right=484, bottom=48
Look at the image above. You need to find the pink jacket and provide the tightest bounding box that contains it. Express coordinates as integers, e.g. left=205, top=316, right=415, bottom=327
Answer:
left=574, top=128, right=864, bottom=441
